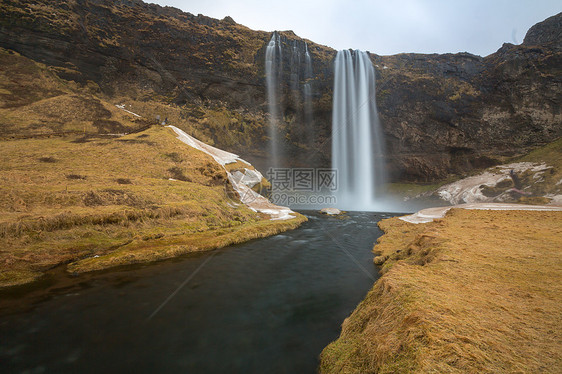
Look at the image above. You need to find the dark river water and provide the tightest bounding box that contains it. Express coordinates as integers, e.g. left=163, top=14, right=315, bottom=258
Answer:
left=0, top=211, right=400, bottom=374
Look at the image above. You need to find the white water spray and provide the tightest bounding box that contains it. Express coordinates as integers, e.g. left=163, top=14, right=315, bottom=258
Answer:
left=331, top=50, right=386, bottom=211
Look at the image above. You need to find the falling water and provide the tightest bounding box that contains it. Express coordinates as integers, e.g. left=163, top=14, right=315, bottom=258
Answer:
left=303, top=42, right=314, bottom=137
left=265, top=32, right=282, bottom=168
left=331, top=50, right=386, bottom=211
left=304, top=43, right=313, bottom=78
left=290, top=40, right=301, bottom=99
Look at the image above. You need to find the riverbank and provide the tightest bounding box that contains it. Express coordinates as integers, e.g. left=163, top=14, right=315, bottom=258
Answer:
left=0, top=126, right=306, bottom=288
left=320, top=207, right=562, bottom=373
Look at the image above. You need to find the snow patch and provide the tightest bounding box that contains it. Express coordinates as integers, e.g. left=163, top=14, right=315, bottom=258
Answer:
left=230, top=168, right=263, bottom=189
left=437, top=172, right=504, bottom=205
left=436, top=162, right=553, bottom=205
left=169, top=126, right=240, bottom=166
left=168, top=126, right=297, bottom=221
left=547, top=195, right=562, bottom=205
left=496, top=162, right=551, bottom=172
left=115, top=104, right=141, bottom=118
left=400, top=203, right=562, bottom=224
left=320, top=207, right=342, bottom=215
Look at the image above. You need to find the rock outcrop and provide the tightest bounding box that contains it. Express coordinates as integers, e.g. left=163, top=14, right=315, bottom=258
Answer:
left=0, top=0, right=560, bottom=182
left=405, top=136, right=562, bottom=206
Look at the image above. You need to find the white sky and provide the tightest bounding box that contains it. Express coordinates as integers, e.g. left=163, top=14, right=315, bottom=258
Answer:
left=148, top=0, right=561, bottom=56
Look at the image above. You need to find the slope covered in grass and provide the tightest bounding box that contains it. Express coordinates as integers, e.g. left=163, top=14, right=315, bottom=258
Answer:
left=0, top=48, right=153, bottom=139
left=0, top=125, right=305, bottom=287
left=320, top=209, right=562, bottom=373
left=0, top=47, right=274, bottom=167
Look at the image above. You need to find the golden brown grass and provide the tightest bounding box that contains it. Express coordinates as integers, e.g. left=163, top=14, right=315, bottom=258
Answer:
left=0, top=48, right=153, bottom=139
left=320, top=209, right=562, bottom=373
left=0, top=125, right=305, bottom=287
left=67, top=216, right=304, bottom=273
left=0, top=47, right=306, bottom=288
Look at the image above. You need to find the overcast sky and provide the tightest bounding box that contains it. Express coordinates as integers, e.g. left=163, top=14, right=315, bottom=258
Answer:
left=149, top=0, right=560, bottom=56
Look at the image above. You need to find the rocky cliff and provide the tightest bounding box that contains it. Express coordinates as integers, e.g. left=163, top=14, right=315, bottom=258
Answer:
left=0, top=0, right=560, bottom=182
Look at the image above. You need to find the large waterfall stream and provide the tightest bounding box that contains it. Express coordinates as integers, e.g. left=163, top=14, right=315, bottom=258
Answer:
left=303, top=42, right=314, bottom=145
left=332, top=50, right=387, bottom=211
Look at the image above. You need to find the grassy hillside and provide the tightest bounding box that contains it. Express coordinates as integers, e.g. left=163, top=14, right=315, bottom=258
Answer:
left=0, top=48, right=153, bottom=138
left=0, top=45, right=307, bottom=289
left=0, top=47, right=277, bottom=167
left=0, top=111, right=304, bottom=288
left=518, top=137, right=562, bottom=166
left=320, top=209, right=562, bottom=373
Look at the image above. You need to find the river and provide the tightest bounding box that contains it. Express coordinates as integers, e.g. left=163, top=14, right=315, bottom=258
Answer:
left=0, top=211, right=400, bottom=373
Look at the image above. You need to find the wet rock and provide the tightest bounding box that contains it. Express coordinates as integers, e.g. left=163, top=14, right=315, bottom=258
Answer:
left=320, top=208, right=342, bottom=215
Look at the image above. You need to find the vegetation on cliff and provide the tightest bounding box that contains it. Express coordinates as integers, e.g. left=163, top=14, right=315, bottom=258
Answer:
left=1, top=0, right=559, bottom=180
left=320, top=209, right=562, bottom=373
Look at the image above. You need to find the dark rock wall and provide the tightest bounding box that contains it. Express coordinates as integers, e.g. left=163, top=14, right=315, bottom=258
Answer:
left=0, top=0, right=560, bottom=182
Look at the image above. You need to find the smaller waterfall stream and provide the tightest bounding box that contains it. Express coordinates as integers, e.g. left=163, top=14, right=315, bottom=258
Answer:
left=303, top=42, right=314, bottom=140
left=290, top=40, right=301, bottom=103
left=332, top=50, right=386, bottom=211
left=265, top=32, right=282, bottom=168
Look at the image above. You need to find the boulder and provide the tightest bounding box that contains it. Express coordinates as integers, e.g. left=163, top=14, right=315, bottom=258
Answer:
left=320, top=208, right=342, bottom=215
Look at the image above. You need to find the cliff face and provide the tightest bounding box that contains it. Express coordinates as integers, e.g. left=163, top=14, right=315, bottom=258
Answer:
left=0, top=0, right=560, bottom=182
left=375, top=33, right=561, bottom=181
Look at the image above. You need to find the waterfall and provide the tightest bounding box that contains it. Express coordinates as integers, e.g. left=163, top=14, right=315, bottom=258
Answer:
left=331, top=50, right=386, bottom=210
left=303, top=42, right=313, bottom=139
left=304, top=42, right=313, bottom=79
left=290, top=40, right=301, bottom=100
left=265, top=32, right=282, bottom=168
